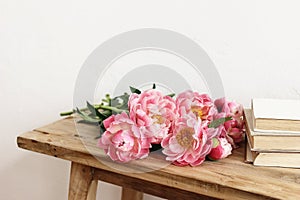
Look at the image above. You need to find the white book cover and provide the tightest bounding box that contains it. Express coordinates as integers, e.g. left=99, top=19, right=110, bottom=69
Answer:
left=252, top=98, right=300, bottom=121
left=244, top=109, right=300, bottom=136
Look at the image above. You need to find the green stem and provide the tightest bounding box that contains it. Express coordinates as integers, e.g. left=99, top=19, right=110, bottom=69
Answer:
left=59, top=104, right=102, bottom=117
left=99, top=105, right=128, bottom=114
left=60, top=111, right=74, bottom=116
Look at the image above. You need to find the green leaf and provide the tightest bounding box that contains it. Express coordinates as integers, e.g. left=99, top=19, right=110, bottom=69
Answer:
left=130, top=86, right=141, bottom=94
left=94, top=122, right=106, bottom=139
left=86, top=101, right=107, bottom=120
left=99, top=122, right=106, bottom=134
left=152, top=83, right=156, bottom=89
left=167, top=93, right=175, bottom=98
left=208, top=116, right=232, bottom=128
left=212, top=137, right=219, bottom=148
left=76, top=108, right=101, bottom=123
left=110, top=93, right=130, bottom=111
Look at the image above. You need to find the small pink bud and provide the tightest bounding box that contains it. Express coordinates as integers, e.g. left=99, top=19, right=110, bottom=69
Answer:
left=208, top=137, right=232, bottom=160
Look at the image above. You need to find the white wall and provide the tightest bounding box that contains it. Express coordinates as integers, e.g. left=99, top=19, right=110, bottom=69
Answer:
left=1, top=0, right=300, bottom=199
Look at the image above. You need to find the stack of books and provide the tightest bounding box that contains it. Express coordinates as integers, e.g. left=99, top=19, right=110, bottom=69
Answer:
left=244, top=98, right=300, bottom=168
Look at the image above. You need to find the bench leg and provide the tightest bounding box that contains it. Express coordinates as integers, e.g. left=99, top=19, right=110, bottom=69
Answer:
left=121, top=188, right=143, bottom=200
left=68, top=162, right=98, bottom=200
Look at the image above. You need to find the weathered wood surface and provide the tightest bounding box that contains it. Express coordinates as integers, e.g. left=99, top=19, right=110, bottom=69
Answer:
left=17, top=117, right=300, bottom=200
left=68, top=162, right=97, bottom=200
left=121, top=188, right=143, bottom=200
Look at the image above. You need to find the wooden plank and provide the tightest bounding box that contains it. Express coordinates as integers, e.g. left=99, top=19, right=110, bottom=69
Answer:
left=121, top=188, right=143, bottom=200
left=94, top=168, right=253, bottom=200
left=16, top=133, right=289, bottom=200
left=68, top=162, right=97, bottom=200
left=87, top=180, right=98, bottom=200
left=17, top=117, right=300, bottom=200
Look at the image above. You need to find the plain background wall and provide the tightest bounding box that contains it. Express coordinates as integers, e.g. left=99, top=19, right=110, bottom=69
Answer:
left=1, top=0, right=300, bottom=199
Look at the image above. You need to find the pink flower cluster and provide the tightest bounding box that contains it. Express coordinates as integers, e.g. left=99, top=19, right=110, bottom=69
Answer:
left=98, top=89, right=244, bottom=166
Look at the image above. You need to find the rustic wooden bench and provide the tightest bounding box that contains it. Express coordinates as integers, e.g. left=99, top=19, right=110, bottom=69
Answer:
left=17, top=116, right=300, bottom=200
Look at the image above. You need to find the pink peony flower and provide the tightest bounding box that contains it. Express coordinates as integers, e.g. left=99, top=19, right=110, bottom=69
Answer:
left=98, top=112, right=151, bottom=163
left=208, top=137, right=232, bottom=160
left=176, top=90, right=217, bottom=121
left=214, top=98, right=244, bottom=148
left=128, top=89, right=176, bottom=144
left=161, top=113, right=219, bottom=166
left=223, top=119, right=244, bottom=146
left=215, top=97, right=243, bottom=119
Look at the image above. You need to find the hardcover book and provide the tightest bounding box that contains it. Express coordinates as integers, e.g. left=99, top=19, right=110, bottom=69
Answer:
left=244, top=109, right=300, bottom=152
left=245, top=140, right=300, bottom=169
left=251, top=98, right=300, bottom=132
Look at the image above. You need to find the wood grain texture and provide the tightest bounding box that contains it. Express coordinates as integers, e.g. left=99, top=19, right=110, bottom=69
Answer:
left=17, top=117, right=300, bottom=200
left=68, top=162, right=97, bottom=200
left=121, top=188, right=143, bottom=200
left=87, top=180, right=98, bottom=200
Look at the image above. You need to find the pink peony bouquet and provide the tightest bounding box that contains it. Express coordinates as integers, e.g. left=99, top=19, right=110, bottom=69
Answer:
left=61, top=84, right=244, bottom=167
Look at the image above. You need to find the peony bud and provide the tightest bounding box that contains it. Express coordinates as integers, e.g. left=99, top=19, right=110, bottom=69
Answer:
left=208, top=137, right=232, bottom=160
